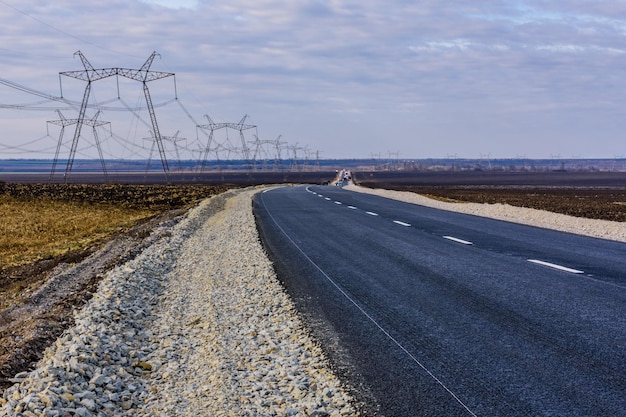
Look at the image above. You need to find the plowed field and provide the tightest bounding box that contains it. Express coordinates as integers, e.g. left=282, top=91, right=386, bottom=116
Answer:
left=362, top=186, right=626, bottom=222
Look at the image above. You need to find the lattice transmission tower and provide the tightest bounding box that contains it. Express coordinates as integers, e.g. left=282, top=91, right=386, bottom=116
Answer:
left=58, top=51, right=174, bottom=182
left=225, top=115, right=257, bottom=170
left=48, top=110, right=110, bottom=182
left=196, top=114, right=228, bottom=173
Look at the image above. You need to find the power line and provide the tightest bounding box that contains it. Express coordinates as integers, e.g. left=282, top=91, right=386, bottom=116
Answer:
left=0, top=0, right=143, bottom=59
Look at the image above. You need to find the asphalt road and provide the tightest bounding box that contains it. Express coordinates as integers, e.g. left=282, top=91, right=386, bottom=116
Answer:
left=253, top=185, right=626, bottom=417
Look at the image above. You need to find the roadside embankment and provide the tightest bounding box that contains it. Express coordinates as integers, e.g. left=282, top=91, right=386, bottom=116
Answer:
left=1, top=187, right=357, bottom=416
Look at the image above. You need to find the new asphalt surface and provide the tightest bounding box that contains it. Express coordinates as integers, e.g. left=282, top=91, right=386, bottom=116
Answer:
left=253, top=185, right=626, bottom=417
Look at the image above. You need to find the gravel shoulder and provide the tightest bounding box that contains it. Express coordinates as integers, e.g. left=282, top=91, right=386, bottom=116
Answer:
left=1, top=187, right=357, bottom=416
left=344, top=184, right=626, bottom=243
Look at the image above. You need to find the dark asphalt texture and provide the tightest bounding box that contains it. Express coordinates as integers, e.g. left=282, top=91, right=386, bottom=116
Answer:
left=253, top=185, right=626, bottom=417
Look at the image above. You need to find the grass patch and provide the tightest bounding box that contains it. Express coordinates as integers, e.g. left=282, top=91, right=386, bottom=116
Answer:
left=0, top=195, right=155, bottom=268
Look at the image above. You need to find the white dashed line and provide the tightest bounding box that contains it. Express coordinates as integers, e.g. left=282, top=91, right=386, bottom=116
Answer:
left=335, top=201, right=342, bottom=205
left=393, top=220, right=411, bottom=227
left=443, top=236, right=474, bottom=245
left=366, top=211, right=379, bottom=216
left=528, top=259, right=584, bottom=274
left=347, top=206, right=357, bottom=210
left=325, top=197, right=332, bottom=201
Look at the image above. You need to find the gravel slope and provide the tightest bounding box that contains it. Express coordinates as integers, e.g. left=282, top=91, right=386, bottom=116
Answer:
left=0, top=187, right=357, bottom=416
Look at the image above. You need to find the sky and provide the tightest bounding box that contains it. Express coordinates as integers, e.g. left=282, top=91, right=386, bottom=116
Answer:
left=1, top=0, right=626, bottom=161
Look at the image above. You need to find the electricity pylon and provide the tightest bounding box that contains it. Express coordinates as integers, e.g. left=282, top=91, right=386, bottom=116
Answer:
left=248, top=135, right=277, bottom=170
left=47, top=109, right=110, bottom=182
left=196, top=114, right=228, bottom=173
left=224, top=115, right=257, bottom=170
left=59, top=51, right=174, bottom=182
left=273, top=135, right=288, bottom=171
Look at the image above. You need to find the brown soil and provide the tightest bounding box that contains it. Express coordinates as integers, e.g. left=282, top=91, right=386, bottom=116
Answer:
left=358, top=186, right=626, bottom=222
left=355, top=171, right=626, bottom=222
left=0, top=184, right=229, bottom=395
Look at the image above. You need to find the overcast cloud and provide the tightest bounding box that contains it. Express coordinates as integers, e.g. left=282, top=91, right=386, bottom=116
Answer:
left=1, top=0, right=626, bottom=160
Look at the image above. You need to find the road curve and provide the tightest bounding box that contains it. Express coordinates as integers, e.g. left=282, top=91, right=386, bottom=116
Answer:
left=253, top=185, right=626, bottom=417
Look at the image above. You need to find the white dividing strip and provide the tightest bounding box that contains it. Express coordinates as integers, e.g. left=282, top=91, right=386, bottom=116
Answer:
left=393, top=220, right=411, bottom=227
left=318, top=195, right=324, bottom=197
left=528, top=259, right=584, bottom=274
left=259, top=193, right=478, bottom=417
left=262, top=186, right=284, bottom=193
left=325, top=197, right=332, bottom=201
left=443, top=236, right=473, bottom=245
left=365, top=211, right=379, bottom=216
left=347, top=206, right=357, bottom=210
left=334, top=201, right=342, bottom=205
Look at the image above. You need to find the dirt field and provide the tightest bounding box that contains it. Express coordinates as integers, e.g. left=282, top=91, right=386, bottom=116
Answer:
left=354, top=170, right=626, bottom=188
left=359, top=187, right=626, bottom=222
left=355, top=171, right=626, bottom=222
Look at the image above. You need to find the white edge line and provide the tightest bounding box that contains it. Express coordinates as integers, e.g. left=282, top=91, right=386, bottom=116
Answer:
left=259, top=193, right=478, bottom=417
left=443, top=236, right=473, bottom=245
left=528, top=259, right=584, bottom=274
left=393, top=220, right=411, bottom=227
left=262, top=186, right=284, bottom=193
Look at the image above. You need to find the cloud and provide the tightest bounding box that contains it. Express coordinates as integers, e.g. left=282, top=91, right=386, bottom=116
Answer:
left=1, top=0, right=626, bottom=159
left=140, top=0, right=199, bottom=9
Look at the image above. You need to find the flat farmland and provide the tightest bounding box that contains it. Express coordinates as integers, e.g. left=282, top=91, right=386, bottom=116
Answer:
left=360, top=187, right=626, bottom=222
left=355, top=170, right=626, bottom=222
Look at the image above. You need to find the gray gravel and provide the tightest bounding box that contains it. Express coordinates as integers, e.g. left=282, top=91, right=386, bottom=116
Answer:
left=0, top=187, right=357, bottom=417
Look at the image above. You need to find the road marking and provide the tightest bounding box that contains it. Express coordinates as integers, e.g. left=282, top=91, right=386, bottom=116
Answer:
left=347, top=206, right=357, bottom=209
left=443, top=236, right=473, bottom=245
left=262, top=186, right=284, bottom=193
left=259, top=193, right=478, bottom=417
left=325, top=197, right=332, bottom=201
left=365, top=211, right=379, bottom=216
left=318, top=195, right=324, bottom=197
left=528, top=259, right=584, bottom=274
left=335, top=201, right=342, bottom=205
left=393, top=220, right=411, bottom=227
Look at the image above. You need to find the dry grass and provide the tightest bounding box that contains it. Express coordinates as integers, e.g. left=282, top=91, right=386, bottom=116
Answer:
left=0, top=183, right=230, bottom=269
left=0, top=195, right=155, bottom=268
